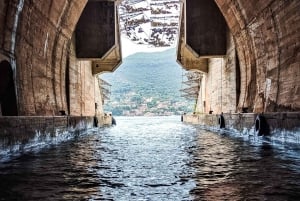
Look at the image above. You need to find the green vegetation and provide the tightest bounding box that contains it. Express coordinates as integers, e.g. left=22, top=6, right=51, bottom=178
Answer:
left=101, top=48, right=194, bottom=116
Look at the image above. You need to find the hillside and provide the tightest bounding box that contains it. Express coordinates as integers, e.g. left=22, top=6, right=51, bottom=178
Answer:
left=99, top=0, right=194, bottom=116
left=101, top=48, right=194, bottom=116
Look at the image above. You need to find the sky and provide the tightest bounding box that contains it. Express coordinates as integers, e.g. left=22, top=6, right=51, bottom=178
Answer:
left=120, top=35, right=176, bottom=58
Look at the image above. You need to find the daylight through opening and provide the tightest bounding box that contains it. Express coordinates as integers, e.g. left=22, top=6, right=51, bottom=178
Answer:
left=100, top=0, right=196, bottom=116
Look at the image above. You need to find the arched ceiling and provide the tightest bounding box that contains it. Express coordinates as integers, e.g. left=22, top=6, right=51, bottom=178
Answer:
left=0, top=0, right=299, bottom=113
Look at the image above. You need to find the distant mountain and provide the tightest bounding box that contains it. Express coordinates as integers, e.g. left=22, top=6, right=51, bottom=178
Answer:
left=101, top=48, right=194, bottom=116
left=99, top=0, right=193, bottom=116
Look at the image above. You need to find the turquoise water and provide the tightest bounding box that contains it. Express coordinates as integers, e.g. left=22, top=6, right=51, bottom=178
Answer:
left=1, top=116, right=300, bottom=200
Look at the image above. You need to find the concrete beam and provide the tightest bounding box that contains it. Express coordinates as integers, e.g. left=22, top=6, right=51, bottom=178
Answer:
left=185, top=0, right=227, bottom=57
left=92, top=20, right=122, bottom=74
left=75, top=1, right=116, bottom=59
left=177, top=2, right=208, bottom=72
left=92, top=46, right=122, bottom=74
left=75, top=0, right=122, bottom=73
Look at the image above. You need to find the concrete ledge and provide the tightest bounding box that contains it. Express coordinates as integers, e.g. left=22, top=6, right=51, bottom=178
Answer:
left=0, top=116, right=94, bottom=137
left=98, top=113, right=113, bottom=126
left=0, top=116, right=96, bottom=161
left=183, top=112, right=300, bottom=144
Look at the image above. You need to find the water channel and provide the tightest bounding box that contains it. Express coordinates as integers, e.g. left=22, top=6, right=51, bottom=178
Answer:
left=1, top=116, right=300, bottom=200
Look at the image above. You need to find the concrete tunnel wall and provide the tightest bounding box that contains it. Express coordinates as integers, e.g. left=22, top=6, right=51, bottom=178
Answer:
left=0, top=0, right=299, bottom=117
left=183, top=0, right=300, bottom=113
left=216, top=0, right=300, bottom=112
left=194, top=32, right=238, bottom=114
left=0, top=0, right=88, bottom=115
left=0, top=0, right=119, bottom=117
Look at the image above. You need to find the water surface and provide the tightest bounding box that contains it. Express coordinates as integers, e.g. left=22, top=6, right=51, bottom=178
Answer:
left=0, top=116, right=300, bottom=200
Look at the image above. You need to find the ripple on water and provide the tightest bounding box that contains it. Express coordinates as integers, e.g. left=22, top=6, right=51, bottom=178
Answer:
left=0, top=116, right=300, bottom=200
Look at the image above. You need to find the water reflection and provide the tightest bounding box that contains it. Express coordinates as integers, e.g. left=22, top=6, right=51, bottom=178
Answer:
left=190, top=131, right=300, bottom=201
left=189, top=132, right=242, bottom=200
left=0, top=116, right=300, bottom=200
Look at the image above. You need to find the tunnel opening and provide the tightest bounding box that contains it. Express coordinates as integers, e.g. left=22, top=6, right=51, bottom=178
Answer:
left=99, top=0, right=195, bottom=116
left=0, top=60, right=18, bottom=116
left=1, top=0, right=294, bottom=117
left=99, top=0, right=241, bottom=116
left=69, top=0, right=245, bottom=117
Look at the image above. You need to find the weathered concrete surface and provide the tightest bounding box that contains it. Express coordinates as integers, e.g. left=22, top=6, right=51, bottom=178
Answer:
left=216, top=0, right=300, bottom=112
left=76, top=1, right=115, bottom=59
left=0, top=0, right=299, bottom=122
left=176, top=3, right=208, bottom=72
left=68, top=36, right=104, bottom=117
left=98, top=113, right=113, bottom=126
left=0, top=116, right=92, bottom=137
left=0, top=116, right=94, bottom=160
left=0, top=0, right=121, bottom=117
left=0, top=114, right=115, bottom=160
left=185, top=0, right=227, bottom=57
left=76, top=1, right=122, bottom=74
left=0, top=0, right=87, bottom=115
left=183, top=112, right=300, bottom=144
left=194, top=32, right=238, bottom=114
left=179, top=0, right=300, bottom=113
left=183, top=113, right=255, bottom=131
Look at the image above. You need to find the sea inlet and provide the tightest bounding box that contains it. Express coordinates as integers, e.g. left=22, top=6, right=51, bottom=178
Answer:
left=1, top=116, right=300, bottom=200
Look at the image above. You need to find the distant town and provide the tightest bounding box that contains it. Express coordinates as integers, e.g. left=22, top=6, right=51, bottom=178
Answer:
left=107, top=92, right=193, bottom=116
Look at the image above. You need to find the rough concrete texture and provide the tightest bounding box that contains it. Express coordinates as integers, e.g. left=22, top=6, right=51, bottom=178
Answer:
left=183, top=113, right=255, bottom=131
left=100, top=113, right=113, bottom=126
left=0, top=0, right=120, bottom=117
left=68, top=36, right=104, bottom=117
left=179, top=0, right=300, bottom=113
left=186, top=0, right=227, bottom=56
left=0, top=0, right=87, bottom=115
left=0, top=0, right=299, bottom=118
left=0, top=116, right=93, bottom=138
left=177, top=4, right=208, bottom=72
left=0, top=116, right=94, bottom=160
left=216, top=0, right=300, bottom=112
left=183, top=112, right=300, bottom=137
left=75, top=1, right=115, bottom=58
left=198, top=32, right=238, bottom=114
